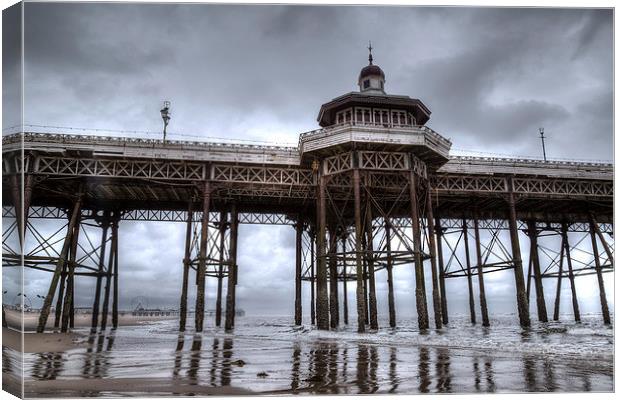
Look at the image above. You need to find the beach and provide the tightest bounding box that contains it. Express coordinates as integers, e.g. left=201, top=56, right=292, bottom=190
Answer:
left=2, top=314, right=614, bottom=397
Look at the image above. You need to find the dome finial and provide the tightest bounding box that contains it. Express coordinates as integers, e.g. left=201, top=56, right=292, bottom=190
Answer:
left=368, top=41, right=373, bottom=65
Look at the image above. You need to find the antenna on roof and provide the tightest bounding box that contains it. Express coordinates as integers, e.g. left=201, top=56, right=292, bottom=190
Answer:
left=539, top=127, right=547, bottom=161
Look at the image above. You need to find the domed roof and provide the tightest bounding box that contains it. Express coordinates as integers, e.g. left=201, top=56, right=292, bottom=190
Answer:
left=358, top=64, right=385, bottom=81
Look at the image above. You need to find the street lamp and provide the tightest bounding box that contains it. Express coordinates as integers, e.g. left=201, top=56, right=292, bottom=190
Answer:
left=160, top=101, right=171, bottom=144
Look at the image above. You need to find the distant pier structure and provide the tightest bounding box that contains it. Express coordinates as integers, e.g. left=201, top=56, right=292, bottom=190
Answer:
left=2, top=54, right=613, bottom=334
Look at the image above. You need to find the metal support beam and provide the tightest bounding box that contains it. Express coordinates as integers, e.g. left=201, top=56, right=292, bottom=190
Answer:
left=112, top=218, right=120, bottom=330
left=561, top=222, right=580, bottom=322
left=462, top=219, right=476, bottom=324
left=425, top=188, right=443, bottom=329
left=225, top=205, right=239, bottom=331
left=328, top=226, right=339, bottom=328
left=526, top=221, right=548, bottom=322
left=353, top=168, right=366, bottom=333
left=507, top=178, right=531, bottom=328
left=195, top=181, right=211, bottom=332
left=37, top=195, right=82, bottom=333
left=100, top=216, right=118, bottom=331
left=341, top=236, right=349, bottom=325
left=553, top=231, right=565, bottom=321
left=310, top=230, right=316, bottom=326
left=409, top=170, right=429, bottom=330
left=316, top=174, right=329, bottom=330
left=365, top=199, right=378, bottom=330
left=473, top=212, right=490, bottom=327
left=179, top=200, right=193, bottom=332
left=385, top=220, right=396, bottom=328
left=91, top=213, right=110, bottom=332
left=435, top=217, right=449, bottom=325
left=588, top=218, right=611, bottom=325
left=216, top=211, right=228, bottom=327
left=295, top=220, right=303, bottom=326
left=61, top=213, right=81, bottom=332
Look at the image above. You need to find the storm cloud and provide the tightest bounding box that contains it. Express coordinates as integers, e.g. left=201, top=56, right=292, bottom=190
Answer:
left=3, top=4, right=614, bottom=319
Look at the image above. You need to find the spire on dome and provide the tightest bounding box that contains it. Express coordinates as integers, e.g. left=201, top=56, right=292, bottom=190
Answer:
left=368, top=41, right=373, bottom=65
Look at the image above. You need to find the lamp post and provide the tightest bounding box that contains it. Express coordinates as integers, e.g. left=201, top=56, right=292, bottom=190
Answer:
left=539, top=127, right=547, bottom=161
left=160, top=101, right=171, bottom=144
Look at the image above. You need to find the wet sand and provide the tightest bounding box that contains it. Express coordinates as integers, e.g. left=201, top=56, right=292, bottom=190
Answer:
left=3, top=327, right=87, bottom=353
left=2, top=314, right=614, bottom=397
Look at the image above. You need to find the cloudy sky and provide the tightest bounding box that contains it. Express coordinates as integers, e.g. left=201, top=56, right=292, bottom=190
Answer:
left=3, top=3, right=614, bottom=321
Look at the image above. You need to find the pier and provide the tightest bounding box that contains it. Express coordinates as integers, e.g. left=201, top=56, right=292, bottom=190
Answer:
left=2, top=57, right=613, bottom=335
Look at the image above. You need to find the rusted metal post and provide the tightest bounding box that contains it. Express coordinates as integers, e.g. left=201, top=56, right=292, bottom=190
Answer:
left=353, top=168, right=367, bottom=333
left=506, top=178, right=531, bottom=328
left=435, top=217, right=448, bottom=325
left=588, top=218, right=610, bottom=325
left=310, top=229, right=316, bottom=325
left=195, top=181, right=211, bottom=332
left=526, top=221, right=548, bottom=322
left=462, top=219, right=476, bottom=324
left=179, top=201, right=193, bottom=332
left=472, top=212, right=490, bottom=327
left=341, top=236, right=349, bottom=325
left=385, top=219, right=396, bottom=328
left=316, top=174, right=329, bottom=330
left=295, top=220, right=303, bottom=326
left=216, top=211, right=228, bottom=327
left=91, top=213, right=110, bottom=332
left=328, top=227, right=339, bottom=328
left=61, top=213, right=81, bottom=332
left=561, top=222, right=580, bottom=322
left=365, top=200, right=378, bottom=330
left=100, top=216, right=118, bottom=330
left=37, top=196, right=82, bottom=333
left=425, top=187, right=443, bottom=329
left=225, top=205, right=239, bottom=331
left=553, top=231, right=565, bottom=321
left=111, top=217, right=120, bottom=329
left=409, top=170, right=429, bottom=330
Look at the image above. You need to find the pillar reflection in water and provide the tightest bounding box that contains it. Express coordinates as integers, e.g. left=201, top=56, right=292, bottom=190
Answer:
left=435, top=347, right=451, bottom=393
left=187, top=334, right=202, bottom=384
left=418, top=347, right=431, bottom=393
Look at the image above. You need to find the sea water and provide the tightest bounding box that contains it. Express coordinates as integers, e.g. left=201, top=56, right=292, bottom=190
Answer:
left=4, top=313, right=614, bottom=396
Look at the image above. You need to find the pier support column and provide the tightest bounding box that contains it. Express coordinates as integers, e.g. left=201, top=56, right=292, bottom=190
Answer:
left=473, top=212, right=490, bottom=327
left=364, top=199, right=378, bottom=330
left=328, top=226, right=339, bottom=328
left=310, top=230, right=316, bottom=326
left=295, top=220, right=303, bottom=326
left=353, top=168, right=367, bottom=333
left=179, top=200, right=193, bottom=332
left=435, top=217, right=449, bottom=325
left=553, top=231, right=565, bottom=321
left=225, top=205, right=239, bottom=331
left=100, top=215, right=119, bottom=331
left=61, top=211, right=81, bottom=332
left=409, top=170, right=429, bottom=330
left=341, top=236, right=349, bottom=325
left=561, top=222, right=580, bottom=322
left=316, top=174, right=330, bottom=330
left=506, top=178, right=531, bottom=328
left=588, top=217, right=610, bottom=325
left=195, top=181, right=211, bottom=332
left=111, top=216, right=120, bottom=330
left=385, top=220, right=396, bottom=328
left=462, top=219, right=476, bottom=324
left=526, top=221, right=548, bottom=322
left=91, top=212, right=111, bottom=332
left=37, top=195, right=82, bottom=333
left=425, top=188, right=442, bottom=329
left=216, top=211, right=228, bottom=327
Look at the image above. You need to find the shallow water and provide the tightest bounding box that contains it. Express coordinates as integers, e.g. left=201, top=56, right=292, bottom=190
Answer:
left=4, top=313, right=614, bottom=396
